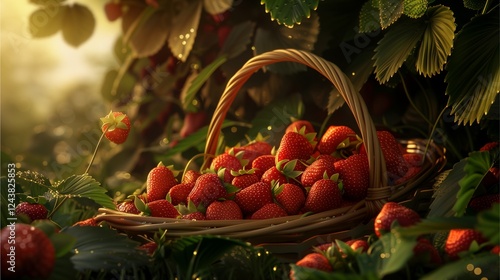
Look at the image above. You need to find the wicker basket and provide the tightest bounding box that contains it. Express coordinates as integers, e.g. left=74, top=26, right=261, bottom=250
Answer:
left=96, top=49, right=446, bottom=255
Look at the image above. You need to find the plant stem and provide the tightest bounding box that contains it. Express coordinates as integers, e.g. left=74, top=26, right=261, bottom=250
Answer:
left=47, top=196, right=68, bottom=219
left=84, top=127, right=108, bottom=175
left=398, top=71, right=433, bottom=129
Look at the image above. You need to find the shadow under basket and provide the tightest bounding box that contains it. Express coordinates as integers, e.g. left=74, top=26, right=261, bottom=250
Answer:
left=95, top=49, right=447, bottom=261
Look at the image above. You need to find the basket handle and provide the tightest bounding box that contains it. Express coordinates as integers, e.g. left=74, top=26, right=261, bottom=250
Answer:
left=204, top=49, right=389, bottom=212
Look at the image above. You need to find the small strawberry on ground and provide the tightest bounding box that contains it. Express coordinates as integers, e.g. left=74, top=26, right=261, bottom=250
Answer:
left=100, top=111, right=131, bottom=144
left=15, top=201, right=48, bottom=222
left=146, top=162, right=179, bottom=202
left=445, top=229, right=488, bottom=260
left=304, top=174, right=343, bottom=213
left=234, top=181, right=273, bottom=214
left=276, top=127, right=316, bottom=163
left=250, top=203, right=288, bottom=219
left=1, top=223, right=55, bottom=279
left=252, top=154, right=276, bottom=179
left=317, top=125, right=358, bottom=156
left=301, top=158, right=337, bottom=188
left=374, top=202, right=421, bottom=237
left=334, top=154, right=369, bottom=201
left=205, top=200, right=243, bottom=220
left=187, top=173, right=227, bottom=208
left=273, top=183, right=306, bottom=215
left=167, top=182, right=195, bottom=206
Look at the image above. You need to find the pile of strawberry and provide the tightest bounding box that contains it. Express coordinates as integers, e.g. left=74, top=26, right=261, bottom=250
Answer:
left=116, top=120, right=422, bottom=220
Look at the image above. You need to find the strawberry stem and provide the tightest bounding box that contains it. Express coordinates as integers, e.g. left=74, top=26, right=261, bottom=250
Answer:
left=84, top=127, right=108, bottom=175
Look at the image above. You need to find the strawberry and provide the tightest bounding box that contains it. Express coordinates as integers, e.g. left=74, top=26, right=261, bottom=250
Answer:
left=250, top=203, right=288, bottom=219
left=205, top=200, right=243, bottom=220
left=374, top=202, right=421, bottom=237
left=403, top=153, right=424, bottom=167
left=413, top=238, right=442, bottom=265
left=167, top=183, right=194, bottom=206
left=231, top=170, right=260, bottom=190
left=210, top=149, right=245, bottom=183
left=1, top=223, right=55, bottom=279
left=182, top=169, right=201, bottom=184
left=139, top=242, right=158, bottom=256
left=293, top=253, right=332, bottom=276
left=276, top=128, right=316, bottom=163
left=188, top=173, right=227, bottom=208
left=393, top=166, right=422, bottom=185
left=479, top=141, right=499, bottom=151
left=15, top=202, right=48, bottom=221
left=261, top=159, right=303, bottom=186
left=252, top=155, right=277, bottom=179
left=104, top=1, right=123, bottom=21
left=304, top=175, right=343, bottom=213
left=334, top=154, right=369, bottom=201
left=361, top=131, right=409, bottom=181
left=301, top=158, right=336, bottom=188
left=118, top=200, right=140, bottom=214
left=146, top=162, right=178, bottom=202
left=468, top=193, right=500, bottom=212
left=317, top=125, right=358, bottom=156
left=491, top=245, right=500, bottom=255
left=315, top=154, right=341, bottom=164
left=100, top=111, right=131, bottom=144
left=274, top=183, right=306, bottom=215
left=242, top=140, right=274, bottom=155
left=73, top=217, right=98, bottom=227
left=345, top=239, right=369, bottom=252
left=146, top=200, right=179, bottom=218
left=445, top=229, right=487, bottom=260
left=261, top=166, right=289, bottom=186
left=180, top=111, right=208, bottom=138
left=182, top=211, right=206, bottom=220
left=286, top=120, right=316, bottom=135
left=234, top=182, right=273, bottom=214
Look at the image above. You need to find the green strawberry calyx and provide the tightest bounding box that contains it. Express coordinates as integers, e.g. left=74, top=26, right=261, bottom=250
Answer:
left=100, top=111, right=129, bottom=132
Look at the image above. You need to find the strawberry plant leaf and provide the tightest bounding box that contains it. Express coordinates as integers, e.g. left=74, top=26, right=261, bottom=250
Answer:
left=51, top=174, right=115, bottom=209
left=428, top=170, right=461, bottom=218
left=203, top=0, right=233, bottom=15
left=359, top=0, right=381, bottom=33
left=378, top=0, right=404, bottom=29
left=168, top=0, right=202, bottom=62
left=220, top=21, right=256, bottom=59
left=403, top=0, right=427, bottom=19
left=15, top=170, right=52, bottom=197
left=29, top=5, right=63, bottom=38
left=62, top=226, right=148, bottom=271
left=50, top=231, right=76, bottom=258
left=374, top=16, right=426, bottom=83
left=377, top=232, right=417, bottom=277
left=260, top=0, right=319, bottom=27
left=101, top=69, right=136, bottom=102
left=477, top=203, right=500, bottom=245
left=463, top=0, right=487, bottom=10
left=454, top=151, right=494, bottom=216
left=445, top=9, right=499, bottom=125
left=420, top=253, right=499, bottom=280
left=415, top=5, right=455, bottom=77
left=61, top=3, right=95, bottom=47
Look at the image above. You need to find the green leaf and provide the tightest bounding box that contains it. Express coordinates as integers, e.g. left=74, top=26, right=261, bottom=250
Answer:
left=403, top=0, right=427, bottom=18
left=182, top=56, right=228, bottom=112
left=61, top=3, right=95, bottom=47
left=29, top=5, right=63, bottom=38
left=260, top=0, right=319, bottom=28
left=378, top=0, right=404, bottom=29
left=62, top=226, right=147, bottom=272
left=463, top=0, right=487, bottom=10
left=359, top=0, right=381, bottom=33
left=220, top=21, right=256, bottom=59
left=453, top=151, right=493, bottom=216
left=374, top=17, right=426, bottom=83
left=50, top=232, right=77, bottom=258
left=477, top=203, right=500, bottom=245
left=100, top=69, right=136, bottom=102
left=15, top=170, right=52, bottom=197
left=415, top=5, right=455, bottom=77
left=397, top=216, right=477, bottom=237
left=446, top=9, right=500, bottom=125
left=421, top=253, right=499, bottom=280
left=376, top=232, right=417, bottom=277
left=52, top=174, right=115, bottom=209
left=168, top=0, right=202, bottom=62
left=170, top=235, right=247, bottom=278
left=203, top=0, right=233, bottom=15
left=428, top=169, right=461, bottom=218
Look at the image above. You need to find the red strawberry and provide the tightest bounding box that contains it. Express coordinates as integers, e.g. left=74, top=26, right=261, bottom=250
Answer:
left=234, top=182, right=273, bottom=214
left=345, top=239, right=369, bottom=252
left=118, top=200, right=140, bottom=214
left=468, top=193, right=500, bottom=212
left=139, top=242, right=158, bottom=256
left=101, top=111, right=131, bottom=144
left=274, top=183, right=306, bottom=215
left=403, top=153, right=424, bottom=167
left=413, top=238, right=442, bottom=265
left=361, top=131, right=409, bottom=181
left=393, top=166, right=422, bottom=185
left=261, top=160, right=303, bottom=186
left=293, top=253, right=332, bottom=276
left=206, top=200, right=243, bottom=220
left=182, top=211, right=206, bottom=220
left=180, top=111, right=208, bottom=138
left=231, top=171, right=260, bottom=190
left=188, top=173, right=227, bottom=208
left=301, top=158, right=336, bottom=188
left=231, top=148, right=263, bottom=169
left=334, top=154, right=370, bottom=200
left=286, top=120, right=316, bottom=135
left=261, top=166, right=289, bottom=186
left=491, top=245, right=500, bottom=255
left=276, top=129, right=316, bottom=163
left=479, top=141, right=499, bottom=151
left=315, top=154, right=341, bottom=163
left=210, top=149, right=245, bottom=183
left=15, top=202, right=48, bottom=221
left=104, top=1, right=122, bottom=21
left=304, top=176, right=342, bottom=213
left=73, top=217, right=98, bottom=227
left=374, top=202, right=421, bottom=237
left=146, top=200, right=179, bottom=218
left=250, top=203, right=288, bottom=219
left=445, top=229, right=487, bottom=260
left=252, top=155, right=277, bottom=179
left=182, top=169, right=201, bottom=184
left=242, top=140, right=273, bottom=155
left=317, top=125, right=358, bottom=155
left=167, top=183, right=194, bottom=206
left=146, top=162, right=178, bottom=202
left=1, top=223, right=55, bottom=279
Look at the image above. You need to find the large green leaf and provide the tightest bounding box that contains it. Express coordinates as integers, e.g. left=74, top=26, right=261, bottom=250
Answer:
left=60, top=3, right=95, bottom=47
left=373, top=17, right=426, bottom=83
left=453, top=151, right=495, bottom=216
left=378, top=0, right=404, bottom=29
left=220, top=21, right=256, bottom=59
left=51, top=174, right=115, bottom=209
left=403, top=0, right=427, bottom=18
left=477, top=202, right=500, bottom=245
left=377, top=233, right=417, bottom=277
left=445, top=9, right=500, bottom=125
left=168, top=0, right=202, bottom=62
left=260, top=0, right=319, bottom=27
left=62, top=226, right=147, bottom=272
left=415, top=5, right=455, bottom=77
